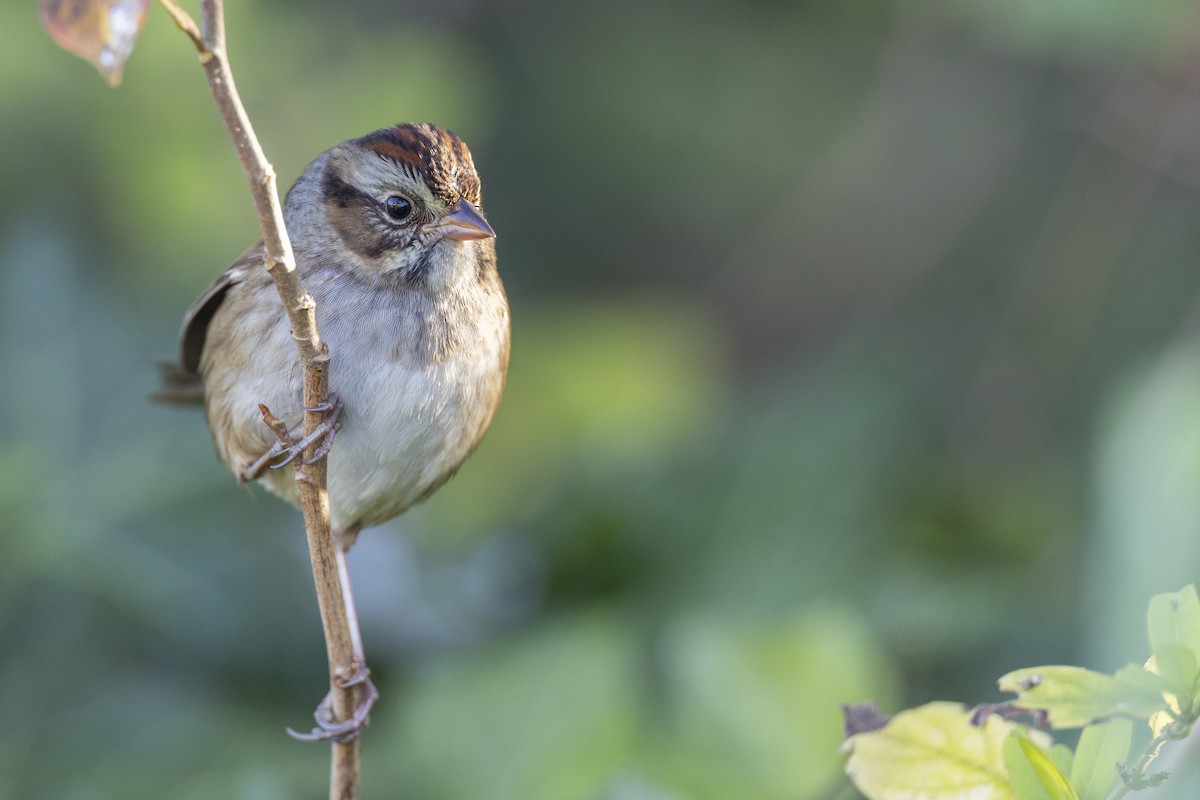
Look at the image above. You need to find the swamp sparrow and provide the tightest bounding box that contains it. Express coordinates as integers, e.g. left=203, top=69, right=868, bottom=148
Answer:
left=160, top=123, right=509, bottom=740
left=164, top=122, right=509, bottom=532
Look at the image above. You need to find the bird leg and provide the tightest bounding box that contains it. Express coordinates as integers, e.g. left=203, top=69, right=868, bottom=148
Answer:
left=242, top=394, right=344, bottom=482
left=287, top=525, right=379, bottom=744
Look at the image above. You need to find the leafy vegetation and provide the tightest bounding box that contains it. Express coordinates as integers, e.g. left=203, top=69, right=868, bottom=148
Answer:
left=844, top=586, right=1200, bottom=800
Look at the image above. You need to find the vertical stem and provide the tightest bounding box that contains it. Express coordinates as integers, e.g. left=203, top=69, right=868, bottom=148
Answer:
left=160, top=0, right=364, bottom=795
left=330, top=738, right=362, bottom=800
left=331, top=530, right=366, bottom=800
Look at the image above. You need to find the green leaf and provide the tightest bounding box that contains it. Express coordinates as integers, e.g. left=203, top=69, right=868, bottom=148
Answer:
left=1003, top=736, right=1072, bottom=800
left=1111, top=663, right=1174, bottom=717
left=998, top=665, right=1168, bottom=727
left=1048, top=743, right=1075, bottom=788
left=1013, top=736, right=1078, bottom=800
left=1147, top=586, right=1200, bottom=701
left=1151, top=644, right=1199, bottom=705
left=1069, top=719, right=1133, bottom=800
left=1147, top=585, right=1200, bottom=655
left=844, top=702, right=1018, bottom=800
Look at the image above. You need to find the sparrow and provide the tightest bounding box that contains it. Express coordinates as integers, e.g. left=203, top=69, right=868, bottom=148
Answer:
left=160, top=122, right=510, bottom=740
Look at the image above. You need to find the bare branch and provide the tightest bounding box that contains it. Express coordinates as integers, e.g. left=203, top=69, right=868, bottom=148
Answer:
left=157, top=0, right=203, bottom=52
left=159, top=0, right=364, bottom=796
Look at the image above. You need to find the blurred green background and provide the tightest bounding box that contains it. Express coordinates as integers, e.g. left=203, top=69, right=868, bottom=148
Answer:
left=4, top=0, right=1200, bottom=797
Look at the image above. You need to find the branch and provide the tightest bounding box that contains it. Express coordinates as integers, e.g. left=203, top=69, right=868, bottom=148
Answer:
left=1112, top=718, right=1194, bottom=799
left=159, top=1, right=364, bottom=796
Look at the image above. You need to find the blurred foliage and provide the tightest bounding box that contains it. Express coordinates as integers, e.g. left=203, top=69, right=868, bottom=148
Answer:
left=844, top=585, right=1200, bottom=800
left=5, top=0, right=1200, bottom=797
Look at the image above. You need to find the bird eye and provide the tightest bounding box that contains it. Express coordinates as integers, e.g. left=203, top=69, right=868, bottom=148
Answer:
left=384, top=195, right=413, bottom=222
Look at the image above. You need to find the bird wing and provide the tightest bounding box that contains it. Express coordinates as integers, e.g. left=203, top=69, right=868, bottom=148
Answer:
left=181, top=241, right=264, bottom=374
left=154, top=242, right=263, bottom=404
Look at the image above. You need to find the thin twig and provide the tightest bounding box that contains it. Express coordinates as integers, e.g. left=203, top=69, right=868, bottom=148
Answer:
left=257, top=403, right=295, bottom=449
left=158, top=1, right=364, bottom=797
left=1111, top=718, right=1194, bottom=800
left=157, top=0, right=203, bottom=51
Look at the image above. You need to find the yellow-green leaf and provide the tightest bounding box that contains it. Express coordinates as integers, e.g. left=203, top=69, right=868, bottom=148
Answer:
left=1003, top=736, right=1072, bottom=800
left=1147, top=586, right=1200, bottom=704
left=1069, top=719, right=1132, bottom=800
left=1148, top=586, right=1200, bottom=658
left=844, top=702, right=1018, bottom=800
left=39, top=0, right=149, bottom=86
left=999, top=665, right=1166, bottom=728
left=1150, top=644, right=1198, bottom=706
left=1014, top=736, right=1078, bottom=800
left=1111, top=663, right=1174, bottom=718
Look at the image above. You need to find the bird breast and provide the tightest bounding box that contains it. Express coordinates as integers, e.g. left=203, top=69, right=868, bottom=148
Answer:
left=206, top=260, right=509, bottom=531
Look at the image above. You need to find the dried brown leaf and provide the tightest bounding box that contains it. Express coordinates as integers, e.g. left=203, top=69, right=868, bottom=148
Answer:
left=39, top=0, right=150, bottom=86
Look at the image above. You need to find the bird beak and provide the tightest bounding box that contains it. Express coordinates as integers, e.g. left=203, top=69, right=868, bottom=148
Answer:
left=438, top=199, right=495, bottom=241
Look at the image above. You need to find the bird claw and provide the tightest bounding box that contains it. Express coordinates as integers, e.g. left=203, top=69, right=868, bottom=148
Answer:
left=304, top=399, right=338, bottom=413
left=241, top=394, right=343, bottom=481
left=269, top=394, right=344, bottom=469
left=286, top=667, right=379, bottom=744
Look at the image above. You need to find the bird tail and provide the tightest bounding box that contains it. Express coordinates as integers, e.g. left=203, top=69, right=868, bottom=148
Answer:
left=152, top=362, right=205, bottom=406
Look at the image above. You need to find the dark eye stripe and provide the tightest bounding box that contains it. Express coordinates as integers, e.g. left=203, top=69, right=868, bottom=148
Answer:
left=324, top=170, right=416, bottom=223
left=322, top=169, right=372, bottom=210
left=321, top=169, right=412, bottom=261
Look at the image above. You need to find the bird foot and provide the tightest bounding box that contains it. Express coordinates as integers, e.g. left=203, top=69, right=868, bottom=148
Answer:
left=286, top=666, right=378, bottom=744
left=242, top=394, right=344, bottom=481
